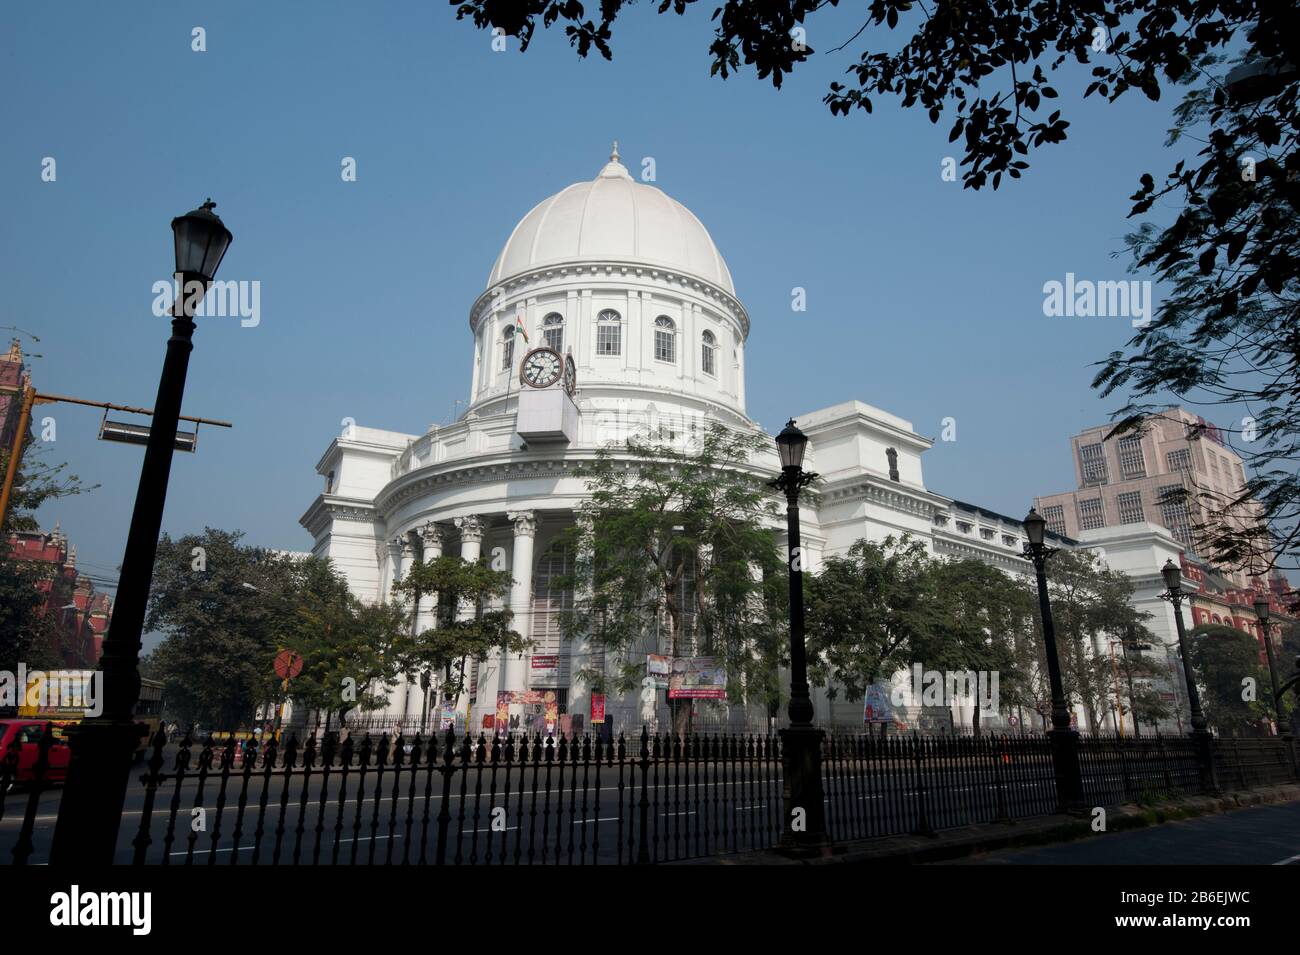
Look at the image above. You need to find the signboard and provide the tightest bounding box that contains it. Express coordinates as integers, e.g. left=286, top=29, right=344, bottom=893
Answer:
left=273, top=649, right=303, bottom=680
left=862, top=681, right=894, bottom=723
left=530, top=654, right=560, bottom=685
left=439, top=703, right=456, bottom=732
left=668, top=656, right=727, bottom=700
left=591, top=693, right=606, bottom=725
left=1159, top=692, right=1177, bottom=702
left=646, top=654, right=671, bottom=689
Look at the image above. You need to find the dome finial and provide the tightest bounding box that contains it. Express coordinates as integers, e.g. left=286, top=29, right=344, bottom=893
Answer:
left=610, top=140, right=620, bottom=163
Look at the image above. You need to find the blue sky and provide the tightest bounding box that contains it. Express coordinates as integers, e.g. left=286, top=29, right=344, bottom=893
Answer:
left=2, top=1, right=1207, bottom=597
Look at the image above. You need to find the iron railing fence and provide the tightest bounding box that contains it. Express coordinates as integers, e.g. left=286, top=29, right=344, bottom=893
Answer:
left=2, top=726, right=1295, bottom=865
left=1077, top=734, right=1205, bottom=805
left=820, top=733, right=1059, bottom=840
left=1213, top=736, right=1299, bottom=790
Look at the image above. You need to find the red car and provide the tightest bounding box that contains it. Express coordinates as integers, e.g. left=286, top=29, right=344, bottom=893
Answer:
left=0, top=720, right=72, bottom=794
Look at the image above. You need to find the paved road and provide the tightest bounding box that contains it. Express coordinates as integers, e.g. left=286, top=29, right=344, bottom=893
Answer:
left=948, top=800, right=1300, bottom=864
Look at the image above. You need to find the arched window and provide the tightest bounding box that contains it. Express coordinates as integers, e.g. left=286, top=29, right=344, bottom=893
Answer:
left=532, top=543, right=574, bottom=685
left=701, top=330, right=717, bottom=377
left=542, top=312, right=564, bottom=352
left=502, top=325, right=515, bottom=370
left=596, top=309, right=622, bottom=356
left=654, top=316, right=676, bottom=363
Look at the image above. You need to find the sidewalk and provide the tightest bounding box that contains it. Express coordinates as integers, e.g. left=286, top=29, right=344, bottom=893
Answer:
left=671, top=783, right=1300, bottom=865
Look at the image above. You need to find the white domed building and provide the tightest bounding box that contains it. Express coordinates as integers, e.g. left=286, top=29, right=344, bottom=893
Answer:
left=300, top=146, right=1189, bottom=736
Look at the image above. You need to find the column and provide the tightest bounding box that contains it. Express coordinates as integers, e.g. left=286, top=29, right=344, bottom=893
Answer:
left=383, top=537, right=403, bottom=603
left=453, top=515, right=485, bottom=730
left=503, top=512, right=538, bottom=708
left=566, top=538, right=595, bottom=735
left=394, top=533, right=416, bottom=721
left=408, top=522, right=445, bottom=724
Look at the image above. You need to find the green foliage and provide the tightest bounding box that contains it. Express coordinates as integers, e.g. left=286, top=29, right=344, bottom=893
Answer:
left=1188, top=622, right=1273, bottom=734
left=1038, top=549, right=1162, bottom=732
left=393, top=553, right=522, bottom=704
left=561, top=422, right=786, bottom=724
left=804, top=536, right=939, bottom=700
left=143, top=528, right=405, bottom=729
left=0, top=445, right=97, bottom=672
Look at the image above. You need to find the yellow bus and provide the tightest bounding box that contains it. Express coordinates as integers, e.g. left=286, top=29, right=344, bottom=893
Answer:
left=17, top=673, right=165, bottom=759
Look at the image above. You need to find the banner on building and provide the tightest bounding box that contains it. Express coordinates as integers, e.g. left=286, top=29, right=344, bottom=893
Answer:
left=591, top=692, right=606, bottom=724
left=496, top=691, right=511, bottom=734
left=439, top=703, right=456, bottom=732
left=667, top=656, right=727, bottom=700
left=646, top=653, right=671, bottom=689
left=543, top=690, right=559, bottom=734
left=863, top=681, right=894, bottom=723
left=530, top=654, right=560, bottom=685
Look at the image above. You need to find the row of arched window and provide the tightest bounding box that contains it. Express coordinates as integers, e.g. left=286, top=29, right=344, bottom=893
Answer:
left=501, top=311, right=720, bottom=377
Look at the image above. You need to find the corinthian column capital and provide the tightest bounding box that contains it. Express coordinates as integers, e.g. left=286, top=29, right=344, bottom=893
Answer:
left=420, top=521, right=447, bottom=552
left=455, top=514, right=486, bottom=544
left=507, top=510, right=538, bottom=538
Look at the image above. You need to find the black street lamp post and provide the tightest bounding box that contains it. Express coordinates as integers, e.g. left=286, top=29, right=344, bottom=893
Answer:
left=1254, top=594, right=1285, bottom=735
left=1160, top=558, right=1217, bottom=790
left=50, top=201, right=232, bottom=865
left=1020, top=507, right=1084, bottom=812
left=769, top=419, right=830, bottom=852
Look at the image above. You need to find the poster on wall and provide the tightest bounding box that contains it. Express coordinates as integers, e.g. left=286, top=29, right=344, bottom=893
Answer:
left=439, top=703, right=456, bottom=732
left=591, top=693, right=606, bottom=724
left=667, top=656, right=727, bottom=700
left=862, top=681, right=894, bottom=723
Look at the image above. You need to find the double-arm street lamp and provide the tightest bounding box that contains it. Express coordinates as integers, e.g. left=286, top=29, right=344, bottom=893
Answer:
left=1160, top=558, right=1216, bottom=788
left=1020, top=507, right=1083, bottom=811
left=50, top=201, right=233, bottom=865
left=1253, top=594, right=1285, bottom=735
left=769, top=419, right=829, bottom=852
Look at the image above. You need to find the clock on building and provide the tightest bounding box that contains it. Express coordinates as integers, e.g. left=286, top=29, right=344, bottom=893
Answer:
left=520, top=346, right=563, bottom=389
left=563, top=353, right=577, bottom=396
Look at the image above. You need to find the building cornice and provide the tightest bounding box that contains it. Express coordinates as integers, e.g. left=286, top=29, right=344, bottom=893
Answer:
left=299, top=494, right=378, bottom=538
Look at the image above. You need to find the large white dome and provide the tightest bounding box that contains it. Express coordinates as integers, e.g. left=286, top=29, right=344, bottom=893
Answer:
left=487, top=147, right=735, bottom=295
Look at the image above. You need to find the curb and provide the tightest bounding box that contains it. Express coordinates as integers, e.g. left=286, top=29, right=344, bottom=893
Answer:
left=671, top=783, right=1300, bottom=865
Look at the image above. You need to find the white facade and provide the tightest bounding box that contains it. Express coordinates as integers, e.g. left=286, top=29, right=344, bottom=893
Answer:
left=300, top=147, right=1187, bottom=736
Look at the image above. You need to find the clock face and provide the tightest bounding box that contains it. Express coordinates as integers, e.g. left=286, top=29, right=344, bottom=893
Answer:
left=520, top=347, right=563, bottom=389
left=564, top=354, right=577, bottom=396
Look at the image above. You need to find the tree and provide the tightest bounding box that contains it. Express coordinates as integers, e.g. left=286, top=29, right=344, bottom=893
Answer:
left=451, top=1, right=1300, bottom=574
left=0, top=446, right=97, bottom=673
left=921, top=558, right=1035, bottom=735
left=804, top=535, right=937, bottom=706
left=1111, top=629, right=1176, bottom=733
left=144, top=528, right=404, bottom=731
left=561, top=422, right=786, bottom=734
left=1188, top=622, right=1272, bottom=734
left=1037, top=549, right=1155, bottom=733
left=265, top=558, right=409, bottom=732
left=393, top=553, right=522, bottom=710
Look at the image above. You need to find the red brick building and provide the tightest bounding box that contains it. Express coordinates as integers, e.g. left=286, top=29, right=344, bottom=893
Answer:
left=0, top=339, right=31, bottom=456
left=8, top=523, right=112, bottom=665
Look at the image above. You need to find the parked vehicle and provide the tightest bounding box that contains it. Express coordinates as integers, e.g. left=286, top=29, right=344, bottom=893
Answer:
left=0, top=719, right=72, bottom=795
